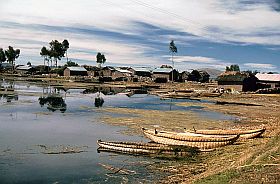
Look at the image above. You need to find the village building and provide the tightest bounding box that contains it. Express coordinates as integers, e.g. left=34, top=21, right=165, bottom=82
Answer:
left=84, top=65, right=100, bottom=77
left=114, top=68, right=133, bottom=81
left=0, top=62, right=13, bottom=71
left=217, top=71, right=258, bottom=92
left=152, top=68, right=179, bottom=83
left=100, top=66, right=115, bottom=78
left=255, top=73, right=280, bottom=88
left=99, top=66, right=133, bottom=81
left=16, top=65, right=35, bottom=75
left=129, top=67, right=153, bottom=77
left=188, top=70, right=210, bottom=83
left=63, top=67, right=88, bottom=77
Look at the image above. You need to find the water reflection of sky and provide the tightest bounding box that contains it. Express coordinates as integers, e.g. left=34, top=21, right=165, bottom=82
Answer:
left=0, top=81, right=169, bottom=183
left=0, top=80, right=235, bottom=183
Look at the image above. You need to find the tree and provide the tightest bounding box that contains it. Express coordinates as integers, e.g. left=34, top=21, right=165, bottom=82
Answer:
left=169, top=40, right=177, bottom=82
left=49, top=40, right=65, bottom=68
left=0, top=48, right=6, bottom=63
left=40, top=46, right=49, bottom=67
left=226, top=64, right=240, bottom=72
left=244, top=70, right=259, bottom=75
left=5, top=46, right=20, bottom=71
left=65, top=60, right=78, bottom=67
left=41, top=39, right=69, bottom=68
left=96, top=52, right=106, bottom=68
left=160, top=65, right=172, bottom=68
left=62, top=39, right=69, bottom=62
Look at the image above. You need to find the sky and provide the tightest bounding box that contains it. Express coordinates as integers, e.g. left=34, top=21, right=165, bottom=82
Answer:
left=0, top=0, right=280, bottom=72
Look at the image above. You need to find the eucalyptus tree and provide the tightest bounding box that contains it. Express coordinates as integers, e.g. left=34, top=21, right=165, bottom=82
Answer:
left=0, top=48, right=6, bottom=63
left=40, top=46, right=49, bottom=66
left=41, top=39, right=69, bottom=68
left=169, top=40, right=177, bottom=82
left=49, top=40, right=65, bottom=68
left=226, top=64, right=240, bottom=72
left=62, top=39, right=69, bottom=62
left=5, top=46, right=20, bottom=71
left=96, top=52, right=106, bottom=68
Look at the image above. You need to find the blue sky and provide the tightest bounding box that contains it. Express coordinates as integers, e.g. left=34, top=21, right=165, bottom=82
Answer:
left=0, top=0, right=279, bottom=72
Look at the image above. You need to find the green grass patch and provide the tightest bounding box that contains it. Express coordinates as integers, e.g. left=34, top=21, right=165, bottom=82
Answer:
left=194, top=170, right=240, bottom=184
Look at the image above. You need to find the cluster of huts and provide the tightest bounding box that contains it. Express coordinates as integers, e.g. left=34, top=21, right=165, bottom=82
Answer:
left=1, top=63, right=280, bottom=93
left=216, top=71, right=280, bottom=92
left=63, top=65, right=210, bottom=83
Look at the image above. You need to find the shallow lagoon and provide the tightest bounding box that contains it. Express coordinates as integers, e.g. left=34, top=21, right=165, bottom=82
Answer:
left=0, top=80, right=234, bottom=183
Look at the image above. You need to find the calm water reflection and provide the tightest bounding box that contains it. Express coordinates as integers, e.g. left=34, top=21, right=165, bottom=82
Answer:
left=39, top=95, right=67, bottom=113
left=0, top=79, right=234, bottom=183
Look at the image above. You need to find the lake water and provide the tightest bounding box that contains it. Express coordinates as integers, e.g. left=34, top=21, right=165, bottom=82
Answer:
left=0, top=79, right=234, bottom=183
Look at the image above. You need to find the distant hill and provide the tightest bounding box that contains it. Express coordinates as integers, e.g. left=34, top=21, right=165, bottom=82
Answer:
left=199, top=68, right=223, bottom=79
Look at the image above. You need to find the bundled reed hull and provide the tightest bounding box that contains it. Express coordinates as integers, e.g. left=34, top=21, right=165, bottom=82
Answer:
left=97, top=140, right=198, bottom=156
left=185, top=128, right=265, bottom=139
left=160, top=92, right=199, bottom=99
left=142, top=128, right=239, bottom=150
left=199, top=93, right=222, bottom=97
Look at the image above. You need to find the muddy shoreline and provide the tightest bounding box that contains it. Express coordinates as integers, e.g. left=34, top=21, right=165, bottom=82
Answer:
left=98, top=84, right=280, bottom=183
left=1, top=75, right=279, bottom=183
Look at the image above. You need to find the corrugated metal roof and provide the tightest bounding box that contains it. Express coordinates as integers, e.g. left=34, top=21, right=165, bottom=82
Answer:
left=1, top=63, right=12, bottom=67
left=132, top=67, right=153, bottom=72
left=153, top=68, right=172, bottom=73
left=115, top=68, right=132, bottom=74
left=67, top=67, right=87, bottom=72
left=255, top=73, right=280, bottom=82
left=102, top=66, right=115, bottom=71
left=16, top=65, right=32, bottom=70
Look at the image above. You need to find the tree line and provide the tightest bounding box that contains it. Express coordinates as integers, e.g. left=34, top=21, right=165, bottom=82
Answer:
left=40, top=39, right=107, bottom=68
left=40, top=39, right=69, bottom=68
left=0, top=46, right=20, bottom=71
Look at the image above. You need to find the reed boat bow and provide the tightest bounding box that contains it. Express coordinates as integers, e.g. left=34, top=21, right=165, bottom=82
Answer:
left=142, top=128, right=239, bottom=150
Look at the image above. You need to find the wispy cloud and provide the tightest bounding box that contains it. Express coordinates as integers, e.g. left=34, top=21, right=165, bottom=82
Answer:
left=1, top=0, right=280, bottom=45
left=0, top=21, right=163, bottom=66
left=243, top=63, right=276, bottom=69
left=0, top=0, right=279, bottom=72
left=161, top=55, right=232, bottom=70
left=267, top=47, right=280, bottom=51
left=163, top=55, right=221, bottom=64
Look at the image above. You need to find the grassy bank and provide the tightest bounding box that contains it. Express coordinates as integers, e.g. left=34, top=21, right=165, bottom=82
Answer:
left=100, top=92, right=279, bottom=183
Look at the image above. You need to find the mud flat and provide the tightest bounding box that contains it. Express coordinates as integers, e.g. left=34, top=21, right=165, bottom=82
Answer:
left=102, top=93, right=280, bottom=183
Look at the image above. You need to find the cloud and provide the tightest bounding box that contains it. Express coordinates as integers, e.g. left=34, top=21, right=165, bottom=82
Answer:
left=0, top=0, right=279, bottom=72
left=163, top=55, right=221, bottom=64
left=243, top=63, right=276, bottom=69
left=267, top=47, right=280, bottom=51
left=161, top=55, right=232, bottom=70
left=0, top=21, right=163, bottom=66
left=1, top=0, right=280, bottom=45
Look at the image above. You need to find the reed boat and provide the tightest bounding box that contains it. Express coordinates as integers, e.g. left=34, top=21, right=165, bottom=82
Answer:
left=142, top=128, right=239, bottom=150
left=97, top=140, right=199, bottom=156
left=159, top=92, right=199, bottom=99
left=175, top=89, right=194, bottom=93
left=184, top=128, right=265, bottom=139
left=199, top=92, right=222, bottom=97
